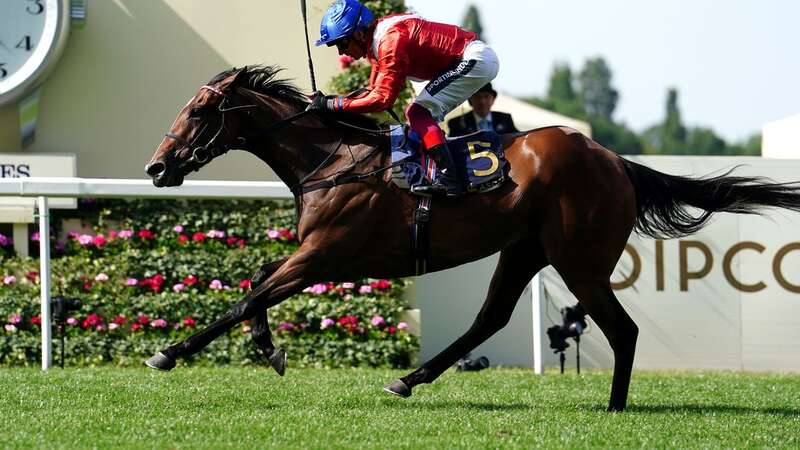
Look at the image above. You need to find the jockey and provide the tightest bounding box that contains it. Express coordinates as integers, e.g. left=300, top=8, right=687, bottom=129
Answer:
left=309, top=0, right=500, bottom=196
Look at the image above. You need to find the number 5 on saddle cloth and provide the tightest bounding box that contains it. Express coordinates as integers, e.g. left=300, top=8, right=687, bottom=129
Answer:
left=389, top=125, right=509, bottom=195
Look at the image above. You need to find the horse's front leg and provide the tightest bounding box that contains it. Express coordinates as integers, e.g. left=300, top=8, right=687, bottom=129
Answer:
left=145, top=251, right=320, bottom=371
left=249, top=258, right=290, bottom=376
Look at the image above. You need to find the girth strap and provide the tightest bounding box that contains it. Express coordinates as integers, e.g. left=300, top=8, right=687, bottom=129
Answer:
left=413, top=196, right=431, bottom=276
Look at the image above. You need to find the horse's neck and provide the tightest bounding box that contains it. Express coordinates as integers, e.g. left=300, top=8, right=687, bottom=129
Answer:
left=241, top=92, right=383, bottom=188
left=248, top=116, right=359, bottom=188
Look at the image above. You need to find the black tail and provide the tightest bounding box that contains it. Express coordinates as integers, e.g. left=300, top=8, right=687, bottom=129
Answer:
left=621, top=157, right=800, bottom=239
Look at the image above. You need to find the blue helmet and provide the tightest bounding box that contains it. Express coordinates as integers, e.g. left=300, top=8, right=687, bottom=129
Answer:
left=315, top=0, right=374, bottom=47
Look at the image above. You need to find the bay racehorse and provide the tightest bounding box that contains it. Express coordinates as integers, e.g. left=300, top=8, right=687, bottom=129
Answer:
left=144, top=66, right=800, bottom=412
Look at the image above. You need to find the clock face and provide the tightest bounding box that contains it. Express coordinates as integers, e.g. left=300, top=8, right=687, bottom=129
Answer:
left=0, top=0, right=67, bottom=105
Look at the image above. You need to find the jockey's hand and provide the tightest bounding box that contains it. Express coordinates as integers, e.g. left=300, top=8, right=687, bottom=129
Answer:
left=306, top=91, right=340, bottom=112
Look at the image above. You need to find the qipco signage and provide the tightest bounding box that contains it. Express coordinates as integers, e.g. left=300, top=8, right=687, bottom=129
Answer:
left=612, top=240, right=800, bottom=294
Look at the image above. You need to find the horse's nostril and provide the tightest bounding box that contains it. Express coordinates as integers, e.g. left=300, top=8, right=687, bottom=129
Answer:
left=146, top=161, right=166, bottom=177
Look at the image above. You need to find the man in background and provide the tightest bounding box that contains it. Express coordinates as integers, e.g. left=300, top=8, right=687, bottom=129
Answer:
left=446, top=83, right=518, bottom=137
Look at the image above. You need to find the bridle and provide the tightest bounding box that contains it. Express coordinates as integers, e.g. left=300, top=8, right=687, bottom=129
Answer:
left=164, top=85, right=260, bottom=171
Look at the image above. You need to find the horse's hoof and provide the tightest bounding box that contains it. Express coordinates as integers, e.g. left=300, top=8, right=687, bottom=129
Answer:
left=383, top=379, right=411, bottom=398
left=145, top=352, right=176, bottom=371
left=269, top=348, right=287, bottom=376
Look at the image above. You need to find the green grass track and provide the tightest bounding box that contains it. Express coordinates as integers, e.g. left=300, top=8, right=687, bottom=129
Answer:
left=1, top=367, right=798, bottom=449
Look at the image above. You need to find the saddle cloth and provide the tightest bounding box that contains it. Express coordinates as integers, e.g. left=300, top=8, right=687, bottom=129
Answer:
left=389, top=125, right=508, bottom=194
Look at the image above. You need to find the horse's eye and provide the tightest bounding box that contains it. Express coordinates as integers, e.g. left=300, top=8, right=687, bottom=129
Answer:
left=188, top=107, right=205, bottom=118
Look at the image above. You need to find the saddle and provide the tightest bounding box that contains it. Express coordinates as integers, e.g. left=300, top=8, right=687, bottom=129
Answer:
left=389, top=125, right=508, bottom=196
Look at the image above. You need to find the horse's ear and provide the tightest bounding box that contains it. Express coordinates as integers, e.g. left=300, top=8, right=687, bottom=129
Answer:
left=217, top=67, right=248, bottom=93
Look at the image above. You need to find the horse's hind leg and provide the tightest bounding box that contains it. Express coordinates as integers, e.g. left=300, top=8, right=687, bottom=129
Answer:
left=385, top=239, right=548, bottom=397
left=562, top=279, right=637, bottom=411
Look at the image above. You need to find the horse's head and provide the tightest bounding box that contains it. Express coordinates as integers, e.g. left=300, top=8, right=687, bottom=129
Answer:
left=146, top=68, right=252, bottom=187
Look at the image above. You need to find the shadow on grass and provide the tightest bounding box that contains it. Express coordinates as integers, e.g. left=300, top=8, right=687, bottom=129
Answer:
left=625, top=403, right=800, bottom=417
left=382, top=399, right=531, bottom=412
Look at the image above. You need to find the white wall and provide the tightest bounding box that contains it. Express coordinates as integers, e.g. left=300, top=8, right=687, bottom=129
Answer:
left=763, top=114, right=800, bottom=159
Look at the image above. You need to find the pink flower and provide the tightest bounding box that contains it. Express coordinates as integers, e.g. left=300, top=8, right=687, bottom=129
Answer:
left=30, top=232, right=40, bottom=242
left=397, top=322, right=409, bottom=331
left=209, top=279, right=223, bottom=290
left=267, top=229, right=280, bottom=239
left=192, top=232, right=206, bottom=242
left=304, top=283, right=328, bottom=295
left=343, top=294, right=352, bottom=301
left=4, top=324, right=16, bottom=333
left=92, top=235, right=107, bottom=247
left=172, top=283, right=185, bottom=292
left=183, top=275, right=198, bottom=286
left=108, top=230, right=118, bottom=239
left=151, top=319, right=168, bottom=328
left=320, top=317, right=335, bottom=329
left=277, top=322, right=295, bottom=332
left=9, top=314, right=22, bottom=324
left=182, top=317, right=196, bottom=328
left=358, top=285, right=372, bottom=294
left=0, top=234, right=9, bottom=247
left=137, top=315, right=150, bottom=326
left=125, top=278, right=138, bottom=286
left=387, top=326, right=397, bottom=335
left=239, top=279, right=252, bottom=290
left=178, top=234, right=189, bottom=244
left=30, top=316, right=41, bottom=326
left=370, top=315, right=385, bottom=327
left=173, top=225, right=184, bottom=233
left=95, top=324, right=106, bottom=332
left=206, top=230, right=225, bottom=239
left=112, top=315, right=126, bottom=325
left=339, top=55, right=355, bottom=70
left=118, top=230, right=133, bottom=239
left=3, top=275, right=16, bottom=285
left=66, top=317, right=78, bottom=326
left=94, top=273, right=109, bottom=282
left=77, top=234, right=94, bottom=246
left=341, top=282, right=355, bottom=289
left=109, top=323, right=120, bottom=330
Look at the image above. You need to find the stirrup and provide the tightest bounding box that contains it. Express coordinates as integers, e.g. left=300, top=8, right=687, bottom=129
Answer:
left=411, top=180, right=448, bottom=196
left=411, top=176, right=464, bottom=197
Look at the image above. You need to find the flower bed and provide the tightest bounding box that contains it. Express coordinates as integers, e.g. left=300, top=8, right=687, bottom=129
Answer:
left=0, top=199, right=417, bottom=368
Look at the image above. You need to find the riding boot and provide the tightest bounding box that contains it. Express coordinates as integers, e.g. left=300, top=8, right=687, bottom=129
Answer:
left=411, top=144, right=465, bottom=196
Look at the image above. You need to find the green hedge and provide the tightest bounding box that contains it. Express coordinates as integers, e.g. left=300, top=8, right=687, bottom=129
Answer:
left=0, top=199, right=417, bottom=368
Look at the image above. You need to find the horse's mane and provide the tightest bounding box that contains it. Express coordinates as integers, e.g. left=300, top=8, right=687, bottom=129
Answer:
left=209, top=65, right=382, bottom=131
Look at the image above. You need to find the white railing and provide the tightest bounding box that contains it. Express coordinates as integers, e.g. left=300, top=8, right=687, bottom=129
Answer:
left=0, top=177, right=292, bottom=370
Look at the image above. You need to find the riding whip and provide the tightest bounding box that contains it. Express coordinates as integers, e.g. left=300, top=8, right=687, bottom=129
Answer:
left=300, top=0, right=318, bottom=91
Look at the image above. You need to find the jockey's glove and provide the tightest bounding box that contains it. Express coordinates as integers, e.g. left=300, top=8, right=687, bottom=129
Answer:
left=306, top=91, right=343, bottom=112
